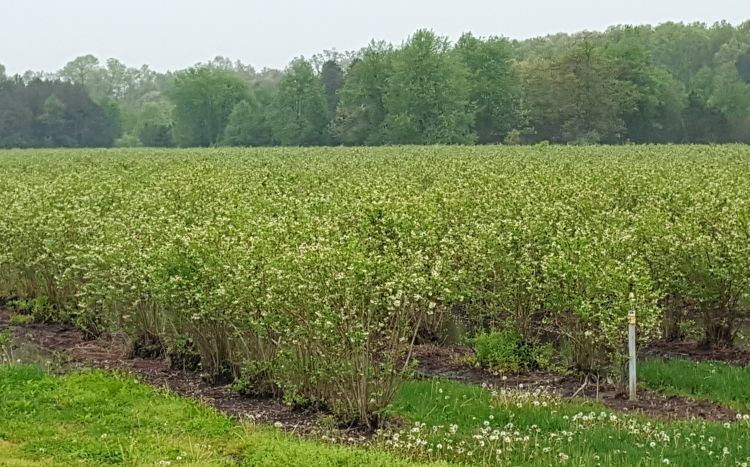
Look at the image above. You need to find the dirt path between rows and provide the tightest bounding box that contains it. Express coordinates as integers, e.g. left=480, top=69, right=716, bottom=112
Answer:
left=412, top=345, right=741, bottom=421
left=0, top=308, right=742, bottom=429
left=642, top=340, right=750, bottom=366
left=0, top=308, right=370, bottom=441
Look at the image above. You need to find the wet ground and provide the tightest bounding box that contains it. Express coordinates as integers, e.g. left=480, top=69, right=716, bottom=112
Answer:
left=0, top=308, right=368, bottom=440
left=643, top=339, right=750, bottom=366
left=0, top=307, right=744, bottom=428
left=412, top=344, right=741, bottom=421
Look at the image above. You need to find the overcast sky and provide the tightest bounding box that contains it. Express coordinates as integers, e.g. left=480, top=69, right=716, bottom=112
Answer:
left=2, top=0, right=748, bottom=75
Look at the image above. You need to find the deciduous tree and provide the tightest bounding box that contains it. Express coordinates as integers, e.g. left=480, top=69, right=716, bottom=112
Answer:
left=170, top=67, right=250, bottom=147
left=454, top=33, right=521, bottom=143
left=382, top=30, right=474, bottom=144
left=269, top=59, right=328, bottom=146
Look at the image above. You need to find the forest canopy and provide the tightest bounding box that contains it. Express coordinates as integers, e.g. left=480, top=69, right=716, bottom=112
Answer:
left=2, top=20, right=750, bottom=148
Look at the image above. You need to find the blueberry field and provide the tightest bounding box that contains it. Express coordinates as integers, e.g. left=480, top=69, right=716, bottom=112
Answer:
left=2, top=145, right=750, bottom=465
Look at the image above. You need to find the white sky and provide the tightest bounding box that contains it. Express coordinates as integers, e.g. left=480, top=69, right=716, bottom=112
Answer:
left=1, top=0, right=748, bottom=74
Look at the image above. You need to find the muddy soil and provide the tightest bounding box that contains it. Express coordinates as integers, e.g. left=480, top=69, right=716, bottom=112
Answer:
left=0, top=309, right=742, bottom=429
left=643, top=340, right=750, bottom=366
left=412, top=344, right=740, bottom=422
left=0, top=311, right=371, bottom=440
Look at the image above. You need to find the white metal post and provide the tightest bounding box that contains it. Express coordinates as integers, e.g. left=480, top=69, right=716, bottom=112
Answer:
left=628, top=309, right=637, bottom=401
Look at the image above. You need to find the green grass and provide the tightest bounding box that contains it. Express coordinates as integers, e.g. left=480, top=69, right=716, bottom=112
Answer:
left=383, top=379, right=750, bottom=466
left=640, top=358, right=750, bottom=412
left=8, top=314, right=34, bottom=325
left=5, top=363, right=750, bottom=466
left=0, top=365, right=426, bottom=466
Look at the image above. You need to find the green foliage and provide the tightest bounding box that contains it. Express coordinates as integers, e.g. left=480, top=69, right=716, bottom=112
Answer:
left=640, top=359, right=750, bottom=412
left=0, top=80, right=117, bottom=148
left=383, top=30, right=474, bottom=144
left=0, top=366, right=422, bottom=466
left=241, top=431, right=422, bottom=467
left=221, top=97, right=274, bottom=147
left=231, top=359, right=276, bottom=397
left=332, top=41, right=393, bottom=145
left=455, top=33, right=521, bottom=144
left=636, top=161, right=750, bottom=345
left=320, top=60, right=345, bottom=118
left=651, top=22, right=716, bottom=85
left=138, top=123, right=174, bottom=147
left=737, top=46, right=750, bottom=82
left=1, top=146, right=749, bottom=422
left=0, top=330, right=13, bottom=363
left=8, top=296, right=59, bottom=323
left=59, top=54, right=100, bottom=87
left=386, top=379, right=750, bottom=466
left=170, top=67, right=251, bottom=147
left=7, top=23, right=750, bottom=147
left=520, top=38, right=634, bottom=144
left=114, top=133, right=142, bottom=147
left=474, top=330, right=552, bottom=372
left=9, top=314, right=34, bottom=325
left=269, top=59, right=329, bottom=146
left=604, top=26, right=688, bottom=143
left=37, top=95, right=73, bottom=146
left=503, top=128, right=524, bottom=145
left=127, top=98, right=175, bottom=147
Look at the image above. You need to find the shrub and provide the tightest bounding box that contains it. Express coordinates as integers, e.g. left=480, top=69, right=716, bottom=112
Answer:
left=474, top=330, right=553, bottom=372
left=9, top=314, right=34, bottom=325
left=2, top=146, right=749, bottom=424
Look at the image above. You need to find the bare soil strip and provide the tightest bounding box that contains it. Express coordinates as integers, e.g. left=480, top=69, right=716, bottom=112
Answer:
left=0, top=308, right=370, bottom=440
left=412, top=344, right=740, bottom=421
left=642, top=340, right=750, bottom=366
left=0, top=308, right=741, bottom=426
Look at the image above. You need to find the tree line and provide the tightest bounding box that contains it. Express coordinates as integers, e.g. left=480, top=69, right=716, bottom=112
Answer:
left=2, top=21, right=750, bottom=148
